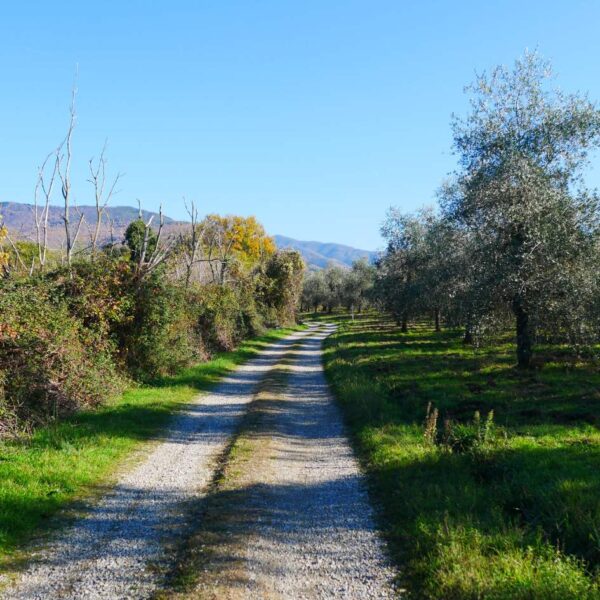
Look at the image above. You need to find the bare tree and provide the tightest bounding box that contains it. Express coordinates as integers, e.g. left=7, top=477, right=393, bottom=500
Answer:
left=32, top=152, right=59, bottom=269
left=56, top=79, right=84, bottom=267
left=107, top=214, right=117, bottom=254
left=126, top=203, right=176, bottom=284
left=178, top=198, right=206, bottom=288
left=87, top=142, right=122, bottom=258
left=201, top=216, right=236, bottom=284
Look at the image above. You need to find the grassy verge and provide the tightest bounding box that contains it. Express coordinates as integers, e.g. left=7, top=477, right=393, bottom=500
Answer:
left=0, top=326, right=300, bottom=568
left=317, top=311, right=600, bottom=599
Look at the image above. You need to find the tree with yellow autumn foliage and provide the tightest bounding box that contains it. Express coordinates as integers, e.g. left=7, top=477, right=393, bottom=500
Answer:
left=201, top=214, right=276, bottom=283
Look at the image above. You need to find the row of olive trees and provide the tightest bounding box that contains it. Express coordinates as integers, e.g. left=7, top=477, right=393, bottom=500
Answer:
left=301, top=258, right=376, bottom=314
left=375, top=52, right=600, bottom=368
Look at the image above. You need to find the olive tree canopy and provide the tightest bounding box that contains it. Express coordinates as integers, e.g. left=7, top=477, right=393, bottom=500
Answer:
left=445, top=51, right=600, bottom=367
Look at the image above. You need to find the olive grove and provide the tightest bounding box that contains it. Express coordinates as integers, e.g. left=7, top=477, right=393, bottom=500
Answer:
left=301, top=259, right=376, bottom=314
left=375, top=52, right=600, bottom=367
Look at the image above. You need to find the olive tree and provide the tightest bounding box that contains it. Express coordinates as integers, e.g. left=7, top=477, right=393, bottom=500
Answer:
left=323, top=264, right=346, bottom=313
left=446, top=51, right=600, bottom=367
left=378, top=208, right=432, bottom=331
left=301, top=270, right=328, bottom=312
left=349, top=258, right=376, bottom=312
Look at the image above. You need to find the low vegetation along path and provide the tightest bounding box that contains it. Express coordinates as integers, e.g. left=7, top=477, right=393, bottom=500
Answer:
left=5, top=324, right=397, bottom=599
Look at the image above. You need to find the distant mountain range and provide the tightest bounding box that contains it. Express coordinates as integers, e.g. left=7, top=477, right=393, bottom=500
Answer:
left=273, top=235, right=377, bottom=269
left=0, top=201, right=376, bottom=270
left=0, top=202, right=183, bottom=249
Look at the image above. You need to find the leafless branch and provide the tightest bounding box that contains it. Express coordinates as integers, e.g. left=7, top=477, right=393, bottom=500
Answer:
left=133, top=203, right=176, bottom=285
left=88, top=141, right=123, bottom=258
left=178, top=197, right=206, bottom=288
left=57, top=72, right=78, bottom=268
left=3, top=230, right=27, bottom=272
left=32, top=151, right=60, bottom=269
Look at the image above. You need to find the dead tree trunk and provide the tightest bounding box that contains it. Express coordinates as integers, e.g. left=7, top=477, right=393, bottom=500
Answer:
left=88, top=143, right=122, bottom=259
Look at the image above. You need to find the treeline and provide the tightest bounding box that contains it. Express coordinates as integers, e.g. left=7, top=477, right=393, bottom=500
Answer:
left=301, top=259, right=376, bottom=314
left=373, top=52, right=600, bottom=368
left=0, top=109, right=303, bottom=434
left=0, top=211, right=303, bottom=434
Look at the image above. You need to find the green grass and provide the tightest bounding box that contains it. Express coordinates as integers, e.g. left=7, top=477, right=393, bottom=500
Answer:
left=0, top=326, right=300, bottom=567
left=317, top=311, right=600, bottom=599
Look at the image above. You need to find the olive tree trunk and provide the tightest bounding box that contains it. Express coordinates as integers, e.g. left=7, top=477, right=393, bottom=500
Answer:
left=512, top=296, right=533, bottom=368
left=401, top=312, right=408, bottom=333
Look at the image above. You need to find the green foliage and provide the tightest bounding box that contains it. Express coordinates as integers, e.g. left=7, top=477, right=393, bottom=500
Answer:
left=447, top=52, right=600, bottom=367
left=57, top=256, right=135, bottom=339
left=301, top=269, right=328, bottom=311
left=376, top=52, right=600, bottom=367
left=122, top=273, right=202, bottom=381
left=302, top=259, right=376, bottom=313
left=124, top=218, right=157, bottom=262
left=259, top=249, right=305, bottom=325
left=0, top=280, right=125, bottom=430
left=51, top=258, right=200, bottom=382
left=192, top=283, right=258, bottom=352
left=345, top=257, right=376, bottom=311
left=321, top=312, right=600, bottom=599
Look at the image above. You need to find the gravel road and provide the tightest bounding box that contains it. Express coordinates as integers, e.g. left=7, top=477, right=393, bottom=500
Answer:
left=4, top=331, right=309, bottom=600
left=5, top=324, right=398, bottom=599
left=240, top=323, right=397, bottom=598
left=180, top=323, right=398, bottom=599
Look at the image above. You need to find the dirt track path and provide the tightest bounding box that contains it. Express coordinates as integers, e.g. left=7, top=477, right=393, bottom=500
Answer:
left=168, top=323, right=398, bottom=599
left=5, top=324, right=397, bottom=599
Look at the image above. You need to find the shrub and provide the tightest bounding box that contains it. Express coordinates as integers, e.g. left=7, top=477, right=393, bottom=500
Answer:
left=0, top=280, right=125, bottom=432
left=121, top=272, right=203, bottom=381
left=193, top=283, right=261, bottom=353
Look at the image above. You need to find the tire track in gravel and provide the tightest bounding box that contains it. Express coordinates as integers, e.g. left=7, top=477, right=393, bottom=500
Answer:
left=3, top=329, right=312, bottom=600
left=164, top=323, right=399, bottom=599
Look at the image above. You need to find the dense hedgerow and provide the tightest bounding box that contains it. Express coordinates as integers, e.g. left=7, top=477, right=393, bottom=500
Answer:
left=0, top=243, right=304, bottom=433
left=194, top=283, right=257, bottom=352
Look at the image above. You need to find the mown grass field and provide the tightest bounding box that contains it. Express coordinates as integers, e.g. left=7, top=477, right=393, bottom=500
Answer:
left=317, top=311, right=600, bottom=599
left=0, top=327, right=299, bottom=567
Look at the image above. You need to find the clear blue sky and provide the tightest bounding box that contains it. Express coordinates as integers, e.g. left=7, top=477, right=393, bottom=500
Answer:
left=1, top=1, right=600, bottom=249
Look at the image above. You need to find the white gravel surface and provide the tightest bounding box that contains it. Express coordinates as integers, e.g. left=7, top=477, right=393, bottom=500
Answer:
left=4, top=332, right=308, bottom=600
left=238, top=323, right=398, bottom=598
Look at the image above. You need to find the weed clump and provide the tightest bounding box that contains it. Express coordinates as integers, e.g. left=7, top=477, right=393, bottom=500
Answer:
left=424, top=402, right=497, bottom=454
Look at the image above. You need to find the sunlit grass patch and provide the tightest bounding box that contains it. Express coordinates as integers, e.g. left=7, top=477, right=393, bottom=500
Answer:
left=323, top=312, right=600, bottom=599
